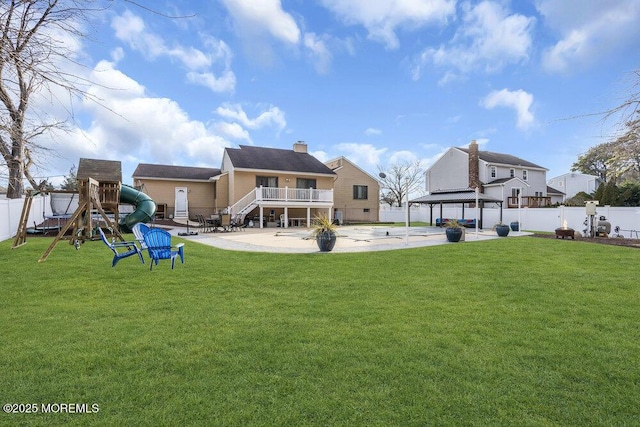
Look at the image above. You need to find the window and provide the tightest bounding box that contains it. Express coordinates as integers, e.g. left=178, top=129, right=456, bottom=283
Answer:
left=363, top=208, right=370, bottom=213
left=256, top=176, right=278, bottom=187
left=522, top=170, right=528, bottom=181
left=509, top=169, right=515, bottom=178
left=296, top=178, right=316, bottom=189
left=353, top=185, right=368, bottom=200
left=490, top=166, right=497, bottom=178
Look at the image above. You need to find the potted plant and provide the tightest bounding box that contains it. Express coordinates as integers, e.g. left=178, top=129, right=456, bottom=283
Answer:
left=312, top=214, right=338, bottom=252
left=445, top=219, right=463, bottom=242
left=494, top=222, right=510, bottom=237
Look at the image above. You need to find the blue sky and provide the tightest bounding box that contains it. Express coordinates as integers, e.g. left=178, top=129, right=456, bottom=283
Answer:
left=21, top=0, right=640, bottom=188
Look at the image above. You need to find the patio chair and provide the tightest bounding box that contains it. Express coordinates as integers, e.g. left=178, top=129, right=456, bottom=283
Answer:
left=98, top=227, right=145, bottom=267
left=131, top=222, right=151, bottom=249
left=195, top=214, right=210, bottom=232
left=143, top=228, right=185, bottom=270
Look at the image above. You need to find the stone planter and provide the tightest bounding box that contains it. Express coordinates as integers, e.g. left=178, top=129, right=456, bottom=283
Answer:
left=316, top=231, right=337, bottom=252
left=496, top=224, right=510, bottom=237
left=446, top=227, right=463, bottom=242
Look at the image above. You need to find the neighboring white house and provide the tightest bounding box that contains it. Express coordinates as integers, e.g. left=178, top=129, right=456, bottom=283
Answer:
left=547, top=172, right=602, bottom=202
left=424, top=141, right=550, bottom=208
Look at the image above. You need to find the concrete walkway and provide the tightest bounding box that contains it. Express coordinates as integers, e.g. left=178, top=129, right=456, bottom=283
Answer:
left=164, top=223, right=527, bottom=253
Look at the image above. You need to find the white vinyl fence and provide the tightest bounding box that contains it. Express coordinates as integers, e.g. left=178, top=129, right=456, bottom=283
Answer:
left=380, top=204, right=640, bottom=236
left=0, top=195, right=51, bottom=243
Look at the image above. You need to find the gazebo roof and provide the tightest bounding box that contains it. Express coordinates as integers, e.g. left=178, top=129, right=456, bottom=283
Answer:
left=410, top=191, right=502, bottom=205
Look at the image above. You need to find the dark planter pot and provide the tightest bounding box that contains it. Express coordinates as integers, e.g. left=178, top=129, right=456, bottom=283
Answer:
left=510, top=221, right=520, bottom=232
left=316, top=231, right=337, bottom=252
left=446, top=227, right=463, bottom=242
left=496, top=224, right=510, bottom=237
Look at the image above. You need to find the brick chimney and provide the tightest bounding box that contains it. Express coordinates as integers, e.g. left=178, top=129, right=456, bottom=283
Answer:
left=293, top=141, right=307, bottom=153
left=468, top=140, right=481, bottom=190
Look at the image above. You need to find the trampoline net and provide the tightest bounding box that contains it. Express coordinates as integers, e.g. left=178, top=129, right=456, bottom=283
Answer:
left=49, top=193, right=79, bottom=217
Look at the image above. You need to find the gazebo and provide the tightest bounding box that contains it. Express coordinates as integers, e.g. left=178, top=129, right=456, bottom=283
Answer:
left=410, top=189, right=503, bottom=229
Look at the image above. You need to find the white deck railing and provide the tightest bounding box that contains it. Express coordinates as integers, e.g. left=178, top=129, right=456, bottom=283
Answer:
left=258, top=186, right=333, bottom=202
left=230, top=186, right=333, bottom=217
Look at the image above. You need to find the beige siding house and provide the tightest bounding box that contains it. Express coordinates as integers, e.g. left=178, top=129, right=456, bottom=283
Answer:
left=132, top=165, right=220, bottom=220
left=325, top=157, right=380, bottom=223
left=133, top=142, right=342, bottom=228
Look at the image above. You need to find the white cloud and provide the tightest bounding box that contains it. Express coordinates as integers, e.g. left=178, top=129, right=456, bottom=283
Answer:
left=304, top=33, right=333, bottom=74
left=413, top=1, right=535, bottom=79
left=111, top=10, right=235, bottom=93
left=186, top=71, right=237, bottom=94
left=320, top=0, right=455, bottom=49
left=388, top=150, right=418, bottom=164
left=364, top=128, right=382, bottom=136
left=538, top=0, right=640, bottom=72
left=215, top=103, right=287, bottom=133
left=34, top=59, right=232, bottom=183
left=220, top=0, right=300, bottom=45
left=335, top=143, right=387, bottom=167
left=481, top=88, right=535, bottom=130
left=213, top=122, right=252, bottom=143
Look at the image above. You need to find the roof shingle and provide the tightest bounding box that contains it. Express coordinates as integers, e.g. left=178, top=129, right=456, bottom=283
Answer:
left=77, top=158, right=122, bottom=182
left=132, top=163, right=221, bottom=181
left=458, top=148, right=546, bottom=170
left=226, top=145, right=335, bottom=175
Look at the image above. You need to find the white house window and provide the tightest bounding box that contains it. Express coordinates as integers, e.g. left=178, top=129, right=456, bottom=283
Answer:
left=509, top=169, right=515, bottom=178
left=490, top=166, right=497, bottom=178
left=523, top=170, right=528, bottom=181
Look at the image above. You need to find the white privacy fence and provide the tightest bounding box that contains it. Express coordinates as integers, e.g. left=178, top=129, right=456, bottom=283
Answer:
left=0, top=195, right=52, bottom=242
left=380, top=204, right=640, bottom=235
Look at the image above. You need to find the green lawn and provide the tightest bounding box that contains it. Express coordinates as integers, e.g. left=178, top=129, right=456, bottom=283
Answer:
left=1, top=235, right=639, bottom=426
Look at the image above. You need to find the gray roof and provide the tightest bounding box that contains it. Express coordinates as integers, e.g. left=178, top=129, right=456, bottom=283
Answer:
left=77, top=158, right=122, bottom=182
left=226, top=145, right=336, bottom=175
left=411, top=191, right=503, bottom=204
left=458, top=148, right=546, bottom=170
left=132, top=163, right=221, bottom=181
left=547, top=185, right=564, bottom=195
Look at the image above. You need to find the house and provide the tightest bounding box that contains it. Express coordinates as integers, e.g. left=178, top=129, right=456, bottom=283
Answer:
left=133, top=142, right=342, bottom=227
left=324, top=156, right=381, bottom=223
left=547, top=172, right=602, bottom=202
left=220, top=142, right=335, bottom=227
left=132, top=164, right=220, bottom=220
left=546, top=186, right=565, bottom=205
left=424, top=141, right=550, bottom=208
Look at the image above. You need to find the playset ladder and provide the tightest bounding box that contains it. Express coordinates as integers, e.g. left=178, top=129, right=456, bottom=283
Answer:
left=12, top=191, right=35, bottom=249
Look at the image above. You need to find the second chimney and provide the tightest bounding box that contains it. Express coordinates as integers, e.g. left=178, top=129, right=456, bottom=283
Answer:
left=468, top=140, right=481, bottom=190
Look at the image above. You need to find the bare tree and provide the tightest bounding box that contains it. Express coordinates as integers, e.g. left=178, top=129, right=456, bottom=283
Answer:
left=0, top=0, right=188, bottom=199
left=377, top=160, right=424, bottom=207
left=0, top=0, right=93, bottom=198
left=571, top=69, right=640, bottom=183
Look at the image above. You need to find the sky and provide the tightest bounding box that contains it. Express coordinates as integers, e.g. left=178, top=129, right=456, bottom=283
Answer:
left=8, top=0, right=640, bottom=190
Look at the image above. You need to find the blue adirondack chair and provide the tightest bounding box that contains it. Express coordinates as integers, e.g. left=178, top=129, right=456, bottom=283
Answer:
left=98, top=228, right=145, bottom=267
left=143, top=228, right=185, bottom=270
left=131, top=222, right=151, bottom=250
